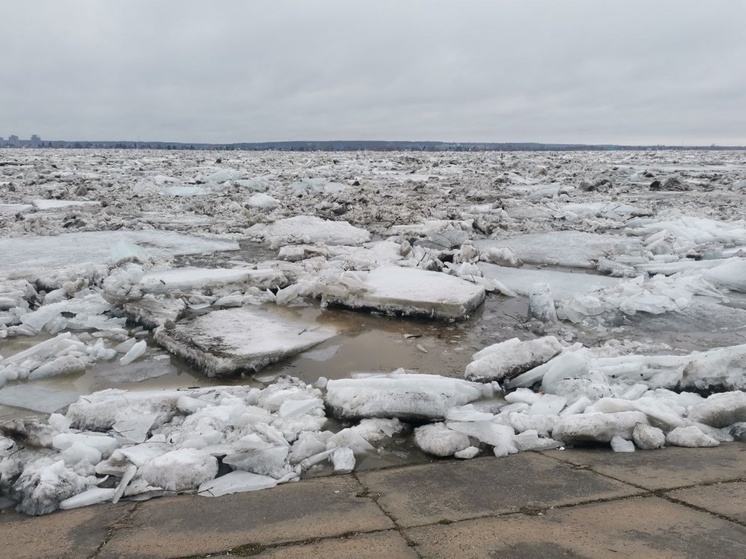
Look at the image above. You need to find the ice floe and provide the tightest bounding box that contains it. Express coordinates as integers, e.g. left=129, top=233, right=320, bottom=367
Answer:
left=318, top=265, right=485, bottom=320
left=1, top=148, right=746, bottom=516
left=154, top=307, right=337, bottom=376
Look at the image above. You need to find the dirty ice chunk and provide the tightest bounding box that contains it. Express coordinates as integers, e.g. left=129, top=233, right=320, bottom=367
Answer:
left=119, top=340, right=147, bottom=366
left=445, top=404, right=494, bottom=422
left=123, top=296, right=186, bottom=329
left=223, top=447, right=289, bottom=478
left=330, top=447, right=355, bottom=474
left=137, top=268, right=283, bottom=294
left=59, top=487, right=115, bottom=510
left=325, top=371, right=498, bottom=420
left=414, top=423, right=470, bottom=457
left=65, top=388, right=187, bottom=431
left=704, top=258, right=746, bottom=292
left=679, top=344, right=746, bottom=392
left=529, top=394, right=567, bottom=416
left=60, top=442, right=102, bottom=466
left=13, top=459, right=94, bottom=516
left=687, top=392, right=746, bottom=428
left=512, top=430, right=562, bottom=452
left=454, top=446, right=481, bottom=459
left=447, top=421, right=517, bottom=457
left=1, top=333, right=78, bottom=366
left=465, top=336, right=562, bottom=382
left=109, top=240, right=150, bottom=265
left=248, top=215, right=371, bottom=247
left=27, top=355, right=87, bottom=381
left=198, top=471, right=277, bottom=497
left=278, top=397, right=324, bottom=419
left=52, top=433, right=119, bottom=456
left=528, top=283, right=557, bottom=322
left=610, top=436, right=635, bottom=453
left=0, top=384, right=79, bottom=414
left=320, top=266, right=485, bottom=321
left=552, top=412, right=649, bottom=443
left=112, top=412, right=158, bottom=443
left=155, top=307, right=336, bottom=377
left=633, top=423, right=666, bottom=450
left=475, top=232, right=643, bottom=269
left=666, top=426, right=720, bottom=448
left=141, top=448, right=218, bottom=491
left=248, top=193, right=281, bottom=209
left=117, top=443, right=170, bottom=467
left=32, top=199, right=100, bottom=211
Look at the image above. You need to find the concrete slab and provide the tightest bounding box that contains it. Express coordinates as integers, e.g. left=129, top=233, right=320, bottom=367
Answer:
left=98, top=476, right=393, bottom=559
left=405, top=495, right=746, bottom=559
left=544, top=443, right=746, bottom=490
left=0, top=502, right=134, bottom=559
left=237, top=530, right=419, bottom=559
left=357, top=453, right=642, bottom=528
left=667, top=481, right=746, bottom=524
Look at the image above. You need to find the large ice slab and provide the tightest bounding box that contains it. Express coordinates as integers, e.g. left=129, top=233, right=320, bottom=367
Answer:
left=465, top=337, right=563, bottom=382
left=32, top=200, right=100, bottom=211
left=478, top=263, right=621, bottom=299
left=704, top=259, right=746, bottom=293
left=247, top=215, right=371, bottom=248
left=0, top=231, right=239, bottom=275
left=155, top=307, right=336, bottom=377
left=137, top=267, right=285, bottom=294
left=475, top=232, right=643, bottom=269
left=0, top=384, right=79, bottom=413
left=325, top=371, right=499, bottom=420
left=319, top=266, right=485, bottom=321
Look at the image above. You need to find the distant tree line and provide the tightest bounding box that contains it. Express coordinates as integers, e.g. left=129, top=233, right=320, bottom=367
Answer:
left=1, top=140, right=744, bottom=152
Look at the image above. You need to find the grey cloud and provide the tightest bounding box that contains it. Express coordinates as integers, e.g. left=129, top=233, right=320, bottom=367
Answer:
left=1, top=0, right=745, bottom=144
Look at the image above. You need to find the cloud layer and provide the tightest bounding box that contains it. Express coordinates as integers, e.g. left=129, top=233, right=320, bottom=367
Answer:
left=3, top=1, right=745, bottom=145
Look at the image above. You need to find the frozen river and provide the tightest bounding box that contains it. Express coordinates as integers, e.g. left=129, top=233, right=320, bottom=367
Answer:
left=1, top=149, right=745, bottom=514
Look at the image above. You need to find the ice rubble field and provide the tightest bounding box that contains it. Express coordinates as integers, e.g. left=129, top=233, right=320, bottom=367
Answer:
left=1, top=149, right=746, bottom=515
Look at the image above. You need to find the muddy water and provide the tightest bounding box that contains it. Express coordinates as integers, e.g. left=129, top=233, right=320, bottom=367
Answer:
left=4, top=276, right=744, bottom=422
left=0, top=294, right=527, bottom=420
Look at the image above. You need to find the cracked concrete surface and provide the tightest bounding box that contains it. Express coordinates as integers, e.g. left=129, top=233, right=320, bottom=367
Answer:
left=1, top=444, right=745, bottom=558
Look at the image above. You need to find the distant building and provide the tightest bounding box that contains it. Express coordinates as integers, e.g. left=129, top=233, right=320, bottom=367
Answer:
left=8, top=135, right=20, bottom=147
left=30, top=134, right=41, bottom=147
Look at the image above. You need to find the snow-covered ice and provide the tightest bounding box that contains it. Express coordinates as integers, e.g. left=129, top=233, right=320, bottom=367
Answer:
left=325, top=371, right=498, bottom=420
left=154, top=307, right=337, bottom=376
left=248, top=215, right=370, bottom=247
left=318, top=265, right=486, bottom=321
left=0, top=231, right=239, bottom=275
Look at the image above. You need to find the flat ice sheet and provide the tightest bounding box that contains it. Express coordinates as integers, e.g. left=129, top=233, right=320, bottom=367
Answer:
left=32, top=200, right=100, bottom=210
left=248, top=215, right=371, bottom=247
left=0, top=231, right=239, bottom=275
left=478, top=263, right=621, bottom=299
left=0, top=384, right=79, bottom=413
left=0, top=203, right=33, bottom=215
left=138, top=267, right=272, bottom=293
left=155, top=306, right=336, bottom=377
left=475, top=232, right=643, bottom=269
left=322, top=266, right=485, bottom=320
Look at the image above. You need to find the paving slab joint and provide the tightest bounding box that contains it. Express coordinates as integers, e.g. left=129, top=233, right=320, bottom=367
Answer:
left=178, top=529, right=397, bottom=559
left=656, top=488, right=746, bottom=528
left=352, top=473, right=425, bottom=558
left=88, top=502, right=141, bottom=559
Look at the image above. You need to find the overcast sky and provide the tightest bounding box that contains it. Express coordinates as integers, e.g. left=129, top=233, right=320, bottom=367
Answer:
left=2, top=1, right=745, bottom=145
